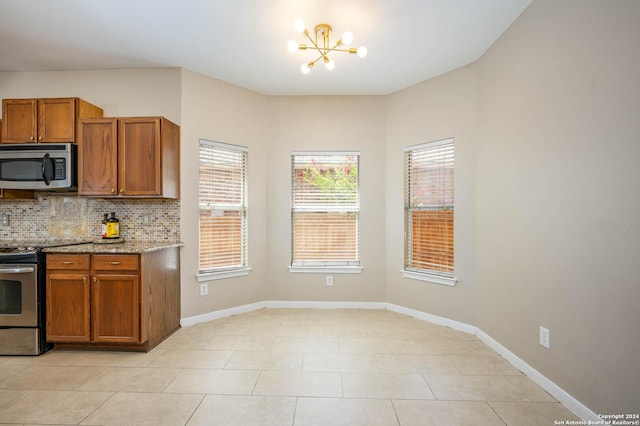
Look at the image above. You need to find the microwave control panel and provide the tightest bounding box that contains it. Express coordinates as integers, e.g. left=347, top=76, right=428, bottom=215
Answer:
left=53, top=158, right=66, bottom=180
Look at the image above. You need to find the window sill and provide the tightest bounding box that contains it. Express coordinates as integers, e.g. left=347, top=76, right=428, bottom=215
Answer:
left=289, top=265, right=363, bottom=274
left=402, top=269, right=457, bottom=286
left=197, top=267, right=252, bottom=282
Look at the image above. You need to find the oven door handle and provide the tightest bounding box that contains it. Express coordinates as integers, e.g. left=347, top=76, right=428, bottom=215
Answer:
left=0, top=267, right=35, bottom=273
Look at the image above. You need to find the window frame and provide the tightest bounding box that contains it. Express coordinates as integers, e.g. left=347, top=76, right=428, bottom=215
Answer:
left=197, top=139, right=251, bottom=282
left=403, top=138, right=457, bottom=286
left=289, top=151, right=363, bottom=274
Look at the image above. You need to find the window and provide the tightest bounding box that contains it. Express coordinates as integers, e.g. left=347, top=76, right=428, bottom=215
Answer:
left=404, top=138, right=456, bottom=285
left=198, top=139, right=249, bottom=281
left=290, top=152, right=361, bottom=273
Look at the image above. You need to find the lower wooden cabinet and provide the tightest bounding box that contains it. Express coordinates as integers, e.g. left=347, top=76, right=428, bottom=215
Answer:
left=46, top=247, right=180, bottom=351
left=46, top=271, right=91, bottom=342
left=92, top=273, right=140, bottom=343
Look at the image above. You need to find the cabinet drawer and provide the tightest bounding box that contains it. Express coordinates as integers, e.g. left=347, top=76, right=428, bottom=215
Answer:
left=47, top=254, right=90, bottom=270
left=93, top=255, right=139, bottom=271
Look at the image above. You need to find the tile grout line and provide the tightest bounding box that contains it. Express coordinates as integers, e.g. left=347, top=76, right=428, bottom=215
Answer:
left=292, top=396, right=299, bottom=426
left=249, top=369, right=263, bottom=396
left=420, top=372, right=438, bottom=401
left=389, top=399, right=402, bottom=426
left=160, top=367, right=185, bottom=393
left=77, top=389, right=118, bottom=425
left=485, top=401, right=509, bottom=426
left=181, top=393, right=207, bottom=426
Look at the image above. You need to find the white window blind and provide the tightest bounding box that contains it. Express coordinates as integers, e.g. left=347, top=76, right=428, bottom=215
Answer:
left=199, top=139, right=248, bottom=274
left=291, top=152, right=360, bottom=267
left=405, top=139, right=454, bottom=278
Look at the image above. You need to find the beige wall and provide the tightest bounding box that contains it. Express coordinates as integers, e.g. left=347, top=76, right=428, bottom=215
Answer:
left=385, top=65, right=478, bottom=325
left=0, top=68, right=181, bottom=122
left=475, top=0, right=640, bottom=413
left=179, top=69, right=269, bottom=317
left=265, top=96, right=387, bottom=302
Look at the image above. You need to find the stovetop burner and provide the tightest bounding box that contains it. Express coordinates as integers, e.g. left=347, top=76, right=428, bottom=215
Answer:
left=0, top=247, right=38, bottom=255
left=0, top=240, right=90, bottom=261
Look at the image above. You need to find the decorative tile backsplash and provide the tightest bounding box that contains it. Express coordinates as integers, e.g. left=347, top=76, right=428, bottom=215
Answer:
left=0, top=194, right=180, bottom=242
left=49, top=196, right=88, bottom=237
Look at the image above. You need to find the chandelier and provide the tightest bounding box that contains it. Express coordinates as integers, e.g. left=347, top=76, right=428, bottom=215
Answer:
left=287, top=19, right=367, bottom=74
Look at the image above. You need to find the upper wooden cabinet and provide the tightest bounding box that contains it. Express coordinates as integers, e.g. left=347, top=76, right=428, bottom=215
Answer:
left=0, top=189, right=34, bottom=199
left=1, top=97, right=103, bottom=143
left=78, top=116, right=180, bottom=199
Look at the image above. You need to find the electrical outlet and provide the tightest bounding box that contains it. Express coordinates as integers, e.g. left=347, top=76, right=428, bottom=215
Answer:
left=141, top=214, right=151, bottom=225
left=326, top=275, right=333, bottom=286
left=539, top=326, right=550, bottom=348
left=200, top=283, right=208, bottom=296
left=0, top=214, right=9, bottom=227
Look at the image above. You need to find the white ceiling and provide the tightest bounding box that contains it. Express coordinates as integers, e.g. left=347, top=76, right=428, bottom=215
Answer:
left=0, top=0, right=532, bottom=96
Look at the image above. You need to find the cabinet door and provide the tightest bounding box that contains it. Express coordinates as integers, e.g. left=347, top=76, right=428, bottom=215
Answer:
left=46, top=273, right=91, bottom=342
left=0, top=189, right=34, bottom=199
left=92, top=274, right=140, bottom=343
left=1, top=99, right=37, bottom=143
left=118, top=118, right=162, bottom=196
left=37, top=98, right=76, bottom=142
left=78, top=118, right=118, bottom=195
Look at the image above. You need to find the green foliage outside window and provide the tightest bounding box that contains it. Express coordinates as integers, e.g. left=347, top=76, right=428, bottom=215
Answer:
left=302, top=156, right=358, bottom=203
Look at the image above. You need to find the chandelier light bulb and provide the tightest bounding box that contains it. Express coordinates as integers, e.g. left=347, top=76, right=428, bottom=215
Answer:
left=325, top=58, right=335, bottom=70
left=357, top=46, right=368, bottom=58
left=301, top=63, right=311, bottom=74
left=294, top=19, right=306, bottom=33
left=342, top=31, right=354, bottom=44
left=287, top=40, right=299, bottom=52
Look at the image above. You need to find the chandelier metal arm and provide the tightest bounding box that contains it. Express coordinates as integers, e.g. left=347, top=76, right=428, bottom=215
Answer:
left=297, top=44, right=355, bottom=54
left=321, top=47, right=357, bottom=54
left=302, top=29, right=324, bottom=57
left=306, top=52, right=328, bottom=68
left=301, top=26, right=348, bottom=57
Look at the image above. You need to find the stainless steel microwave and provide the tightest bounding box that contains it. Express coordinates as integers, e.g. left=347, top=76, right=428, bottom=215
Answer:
left=0, top=143, right=76, bottom=190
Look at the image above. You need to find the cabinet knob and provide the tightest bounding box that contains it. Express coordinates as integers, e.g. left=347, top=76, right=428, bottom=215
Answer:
left=30, top=136, right=34, bottom=141
left=38, top=136, right=42, bottom=141
left=110, top=261, right=121, bottom=265
left=62, top=261, right=73, bottom=265
left=119, top=188, right=124, bottom=194
left=93, top=277, right=97, bottom=282
left=111, top=188, right=116, bottom=194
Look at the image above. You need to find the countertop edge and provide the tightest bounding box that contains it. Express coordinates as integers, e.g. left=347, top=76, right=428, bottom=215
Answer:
left=43, top=241, right=184, bottom=254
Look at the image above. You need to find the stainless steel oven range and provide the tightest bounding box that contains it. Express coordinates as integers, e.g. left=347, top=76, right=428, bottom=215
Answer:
left=0, top=246, right=51, bottom=355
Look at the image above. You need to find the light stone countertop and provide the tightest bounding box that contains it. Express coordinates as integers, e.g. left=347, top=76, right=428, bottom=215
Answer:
left=43, top=240, right=184, bottom=254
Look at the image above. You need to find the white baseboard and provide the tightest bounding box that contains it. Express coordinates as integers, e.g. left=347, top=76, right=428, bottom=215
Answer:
left=265, top=300, right=387, bottom=310
left=180, top=300, right=596, bottom=421
left=475, top=329, right=599, bottom=422
left=385, top=303, right=476, bottom=335
left=180, top=301, right=265, bottom=327
left=180, top=300, right=384, bottom=326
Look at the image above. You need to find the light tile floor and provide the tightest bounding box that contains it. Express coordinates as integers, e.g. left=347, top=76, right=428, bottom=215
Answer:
left=0, top=308, right=581, bottom=425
